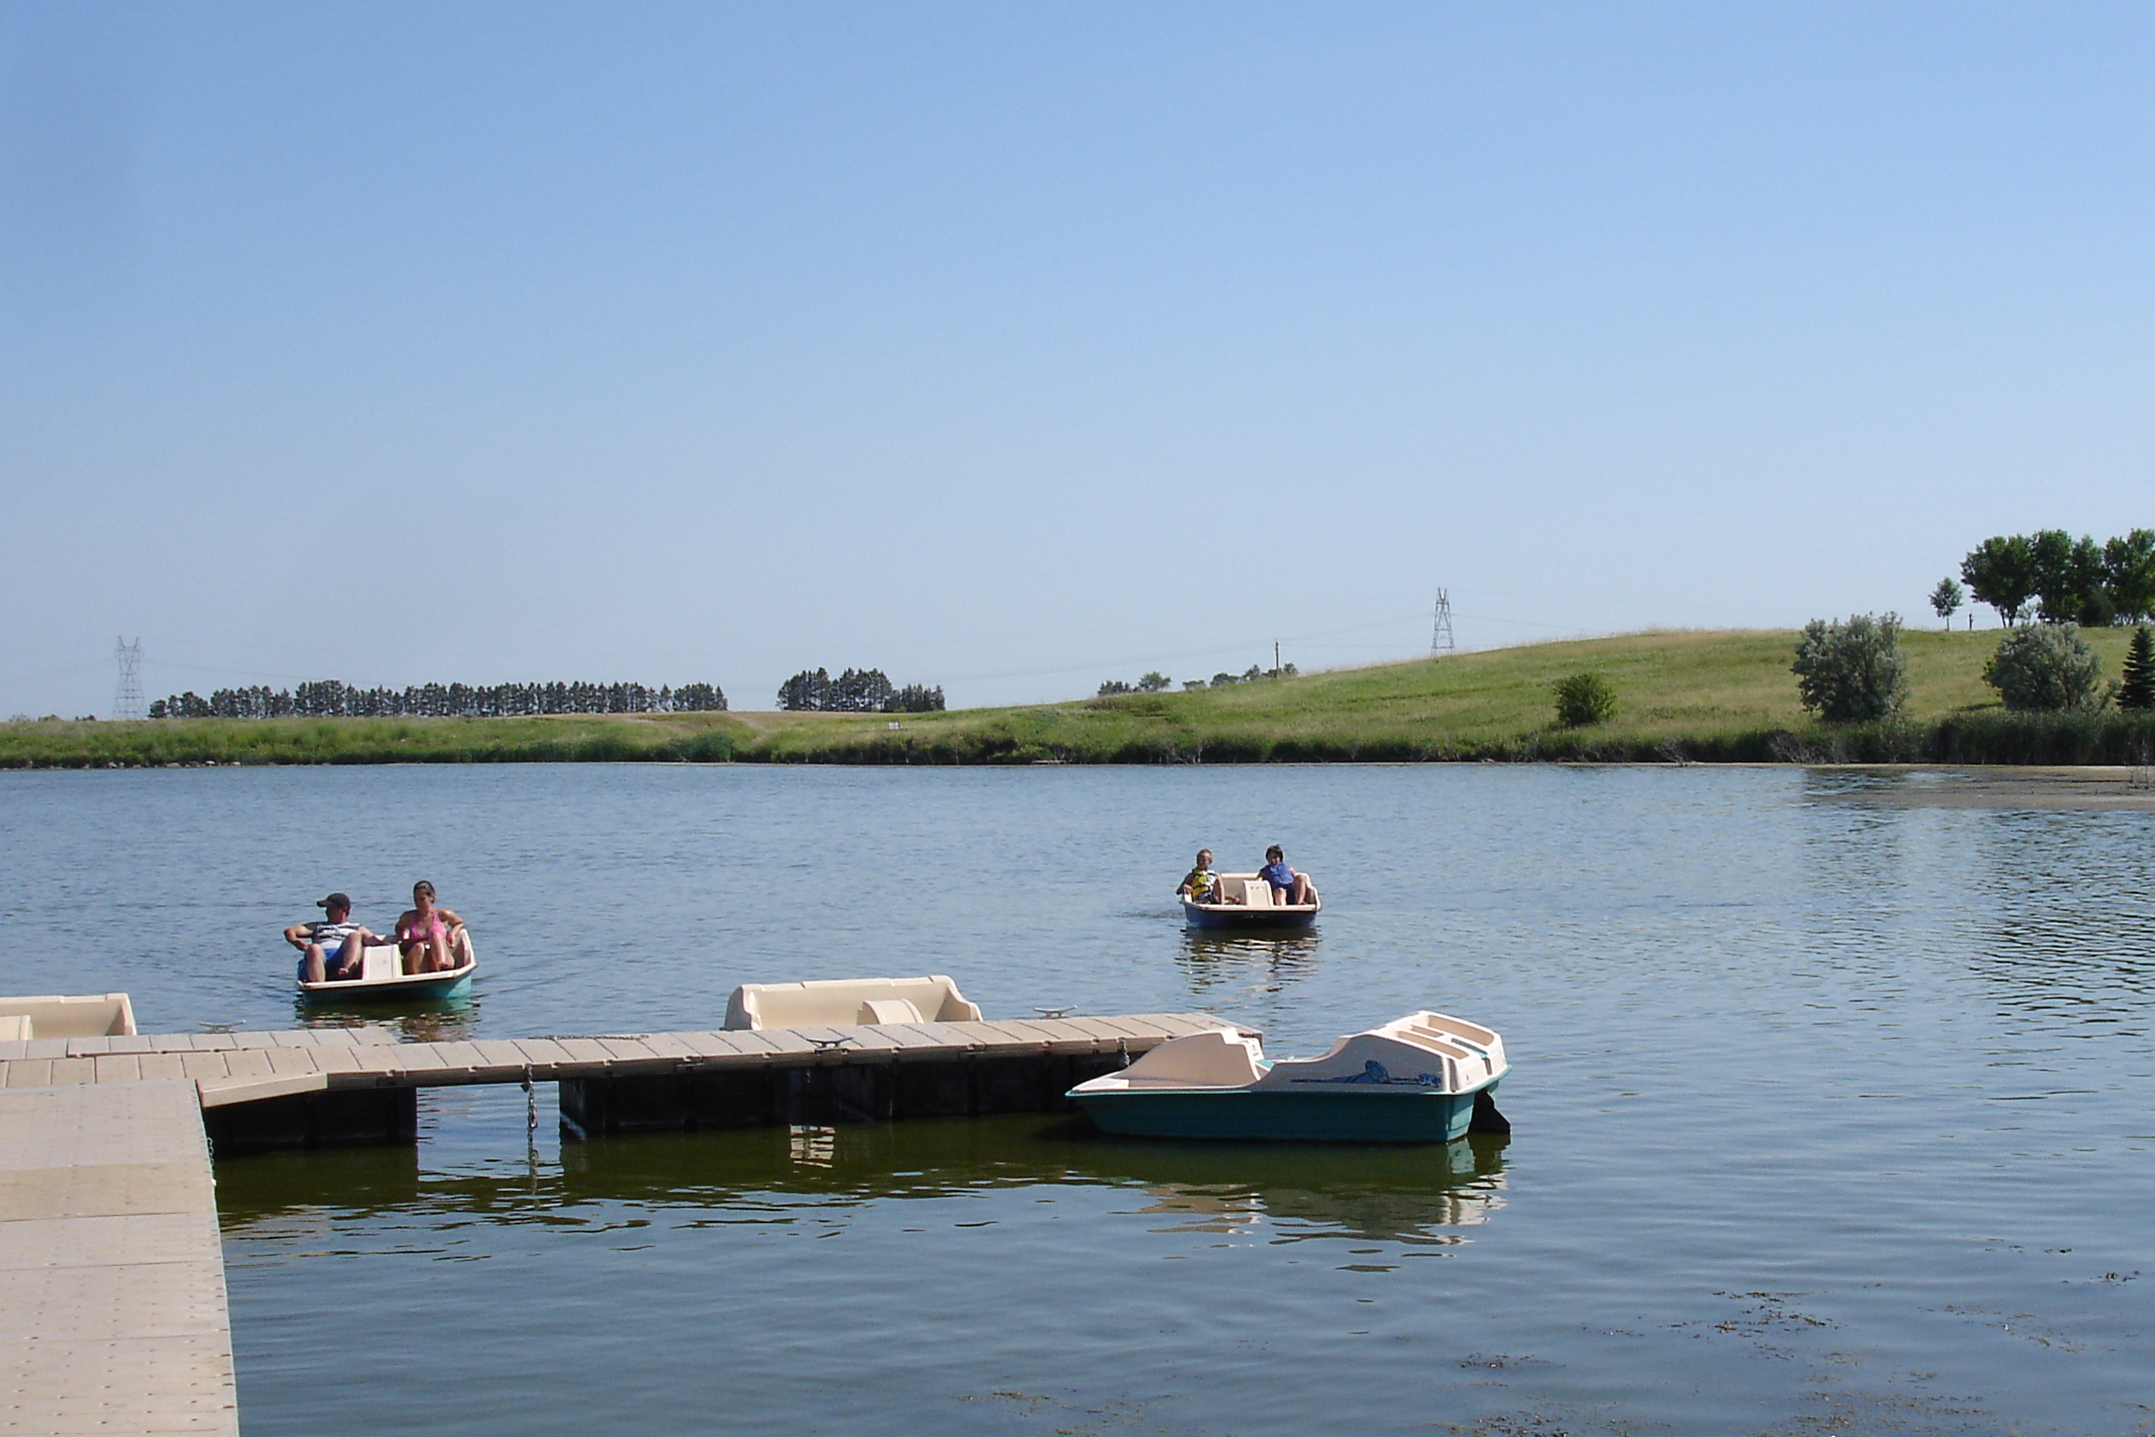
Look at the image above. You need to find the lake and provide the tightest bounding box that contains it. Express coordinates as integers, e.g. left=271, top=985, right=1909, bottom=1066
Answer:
left=3, top=763, right=2151, bottom=1435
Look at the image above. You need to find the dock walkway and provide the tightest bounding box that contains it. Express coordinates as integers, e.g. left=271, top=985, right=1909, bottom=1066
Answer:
left=0, top=1013, right=1244, bottom=1142
left=0, top=1080, right=238, bottom=1435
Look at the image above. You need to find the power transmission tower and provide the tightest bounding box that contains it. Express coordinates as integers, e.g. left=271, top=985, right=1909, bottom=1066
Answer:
left=1430, top=590, right=1454, bottom=656
left=113, top=637, right=144, bottom=720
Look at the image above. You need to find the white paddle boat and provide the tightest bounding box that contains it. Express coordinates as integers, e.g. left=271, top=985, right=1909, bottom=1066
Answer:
left=297, top=935, right=477, bottom=1003
left=1069, top=1010, right=1506, bottom=1143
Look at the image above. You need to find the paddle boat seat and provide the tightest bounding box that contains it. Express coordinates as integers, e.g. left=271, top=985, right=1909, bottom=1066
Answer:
left=0, top=993, right=136, bottom=1039
left=724, top=975, right=983, bottom=1030
left=1099, top=1029, right=1264, bottom=1089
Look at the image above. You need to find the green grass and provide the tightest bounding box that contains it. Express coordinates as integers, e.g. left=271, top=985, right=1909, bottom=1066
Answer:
left=8, top=627, right=2153, bottom=768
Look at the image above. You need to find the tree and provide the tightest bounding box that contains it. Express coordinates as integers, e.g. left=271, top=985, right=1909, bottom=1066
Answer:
left=1961, top=535, right=2035, bottom=626
left=1791, top=613, right=1909, bottom=722
left=1929, top=577, right=1963, bottom=629
left=885, top=683, right=944, bottom=713
left=1097, top=679, right=1132, bottom=696
left=1983, top=623, right=2105, bottom=711
left=2118, top=627, right=2154, bottom=711
left=1552, top=672, right=1617, bottom=728
left=829, top=668, right=894, bottom=712
left=778, top=668, right=832, bottom=711
left=2027, top=529, right=2110, bottom=625
left=1135, top=672, right=1172, bottom=693
left=2105, top=530, right=2155, bottom=624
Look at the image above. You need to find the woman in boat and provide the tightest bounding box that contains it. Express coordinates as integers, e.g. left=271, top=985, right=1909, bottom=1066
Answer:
left=1258, top=845, right=1314, bottom=907
left=395, top=880, right=468, bottom=975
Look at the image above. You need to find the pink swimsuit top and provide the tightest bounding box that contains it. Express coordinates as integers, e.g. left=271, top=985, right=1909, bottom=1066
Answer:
left=402, top=913, right=446, bottom=943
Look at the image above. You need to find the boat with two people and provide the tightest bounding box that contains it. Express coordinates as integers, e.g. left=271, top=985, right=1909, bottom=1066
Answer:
left=291, top=883, right=478, bottom=1004
left=1177, top=845, right=1322, bottom=930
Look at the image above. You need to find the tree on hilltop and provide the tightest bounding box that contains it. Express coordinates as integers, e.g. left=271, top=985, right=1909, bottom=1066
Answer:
left=2106, top=530, right=2155, bottom=625
left=1929, top=577, right=1963, bottom=629
left=1961, top=535, right=2034, bottom=626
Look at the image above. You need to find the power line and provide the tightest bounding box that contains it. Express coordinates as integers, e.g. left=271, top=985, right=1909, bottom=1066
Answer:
left=1430, top=590, right=1455, bottom=656
left=112, top=638, right=144, bottom=721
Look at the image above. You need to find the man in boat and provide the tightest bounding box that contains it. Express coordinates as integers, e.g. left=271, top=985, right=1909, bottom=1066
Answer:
left=1258, top=845, right=1314, bottom=906
left=283, top=892, right=379, bottom=983
left=1177, top=849, right=1231, bottom=905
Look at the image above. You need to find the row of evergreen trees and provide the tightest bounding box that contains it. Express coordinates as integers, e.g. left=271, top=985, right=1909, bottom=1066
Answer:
left=776, top=668, right=945, bottom=713
left=149, top=680, right=727, bottom=720
left=1951, top=529, right=2155, bottom=627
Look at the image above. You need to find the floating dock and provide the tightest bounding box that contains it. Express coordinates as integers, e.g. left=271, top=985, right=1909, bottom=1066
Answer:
left=0, top=1010, right=1244, bottom=1433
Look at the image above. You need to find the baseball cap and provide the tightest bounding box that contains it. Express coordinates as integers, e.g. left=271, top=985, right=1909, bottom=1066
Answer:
left=316, top=892, right=352, bottom=910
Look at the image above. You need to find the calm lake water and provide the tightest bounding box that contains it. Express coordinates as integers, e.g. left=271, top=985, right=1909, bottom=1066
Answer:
left=3, top=763, right=2152, bottom=1435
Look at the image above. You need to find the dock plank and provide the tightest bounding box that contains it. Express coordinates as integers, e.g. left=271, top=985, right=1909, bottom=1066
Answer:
left=217, top=1051, right=274, bottom=1081
left=2, top=1061, right=53, bottom=1089
left=174, top=1054, right=231, bottom=1084
left=46, top=1058, right=97, bottom=1086
left=510, top=1038, right=578, bottom=1075
left=670, top=1031, right=763, bottom=1060
left=90, top=1055, right=143, bottom=1085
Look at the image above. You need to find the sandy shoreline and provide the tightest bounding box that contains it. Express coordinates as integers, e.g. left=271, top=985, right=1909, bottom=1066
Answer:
left=1805, top=763, right=2155, bottom=810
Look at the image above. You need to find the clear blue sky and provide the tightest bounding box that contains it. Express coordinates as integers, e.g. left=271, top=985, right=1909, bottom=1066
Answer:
left=5, top=2, right=2153, bottom=716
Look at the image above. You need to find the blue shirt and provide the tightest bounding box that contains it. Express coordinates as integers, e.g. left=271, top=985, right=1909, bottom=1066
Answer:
left=1259, top=860, right=1294, bottom=888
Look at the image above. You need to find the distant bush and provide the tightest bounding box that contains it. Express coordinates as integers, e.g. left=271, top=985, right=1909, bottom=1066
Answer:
left=1792, top=613, right=1908, bottom=723
left=1104, top=664, right=1292, bottom=696
left=1983, top=624, right=2106, bottom=712
left=1552, top=672, right=1617, bottom=728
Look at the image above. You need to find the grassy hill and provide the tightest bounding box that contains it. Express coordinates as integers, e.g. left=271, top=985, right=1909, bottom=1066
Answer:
left=6, top=627, right=2152, bottom=768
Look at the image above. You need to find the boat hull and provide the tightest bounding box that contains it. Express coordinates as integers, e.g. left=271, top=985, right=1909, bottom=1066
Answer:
left=1180, top=899, right=1320, bottom=930
left=1073, top=1079, right=1498, bottom=1144
left=297, top=965, right=474, bottom=1003
left=297, top=940, right=478, bottom=1004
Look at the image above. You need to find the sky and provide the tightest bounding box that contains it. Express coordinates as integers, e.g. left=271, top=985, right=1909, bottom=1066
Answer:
left=5, top=2, right=2154, bottom=717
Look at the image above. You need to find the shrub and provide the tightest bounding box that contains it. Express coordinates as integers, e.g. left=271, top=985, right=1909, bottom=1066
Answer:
left=1792, top=612, right=1909, bottom=722
left=2122, top=627, right=2155, bottom=711
left=1552, top=672, right=1617, bottom=728
left=1983, top=623, right=2106, bottom=711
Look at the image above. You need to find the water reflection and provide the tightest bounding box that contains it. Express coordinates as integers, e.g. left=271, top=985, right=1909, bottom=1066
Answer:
left=217, top=1113, right=1507, bottom=1247
left=291, top=995, right=481, bottom=1043
left=1174, top=929, right=1322, bottom=1000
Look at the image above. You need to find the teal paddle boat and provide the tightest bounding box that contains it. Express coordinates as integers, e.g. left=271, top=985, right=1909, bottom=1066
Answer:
left=297, top=936, right=477, bottom=1003
left=1069, top=1010, right=1506, bottom=1143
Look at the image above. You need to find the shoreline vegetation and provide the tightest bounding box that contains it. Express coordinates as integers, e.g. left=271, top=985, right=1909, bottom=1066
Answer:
left=7, top=628, right=2155, bottom=770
